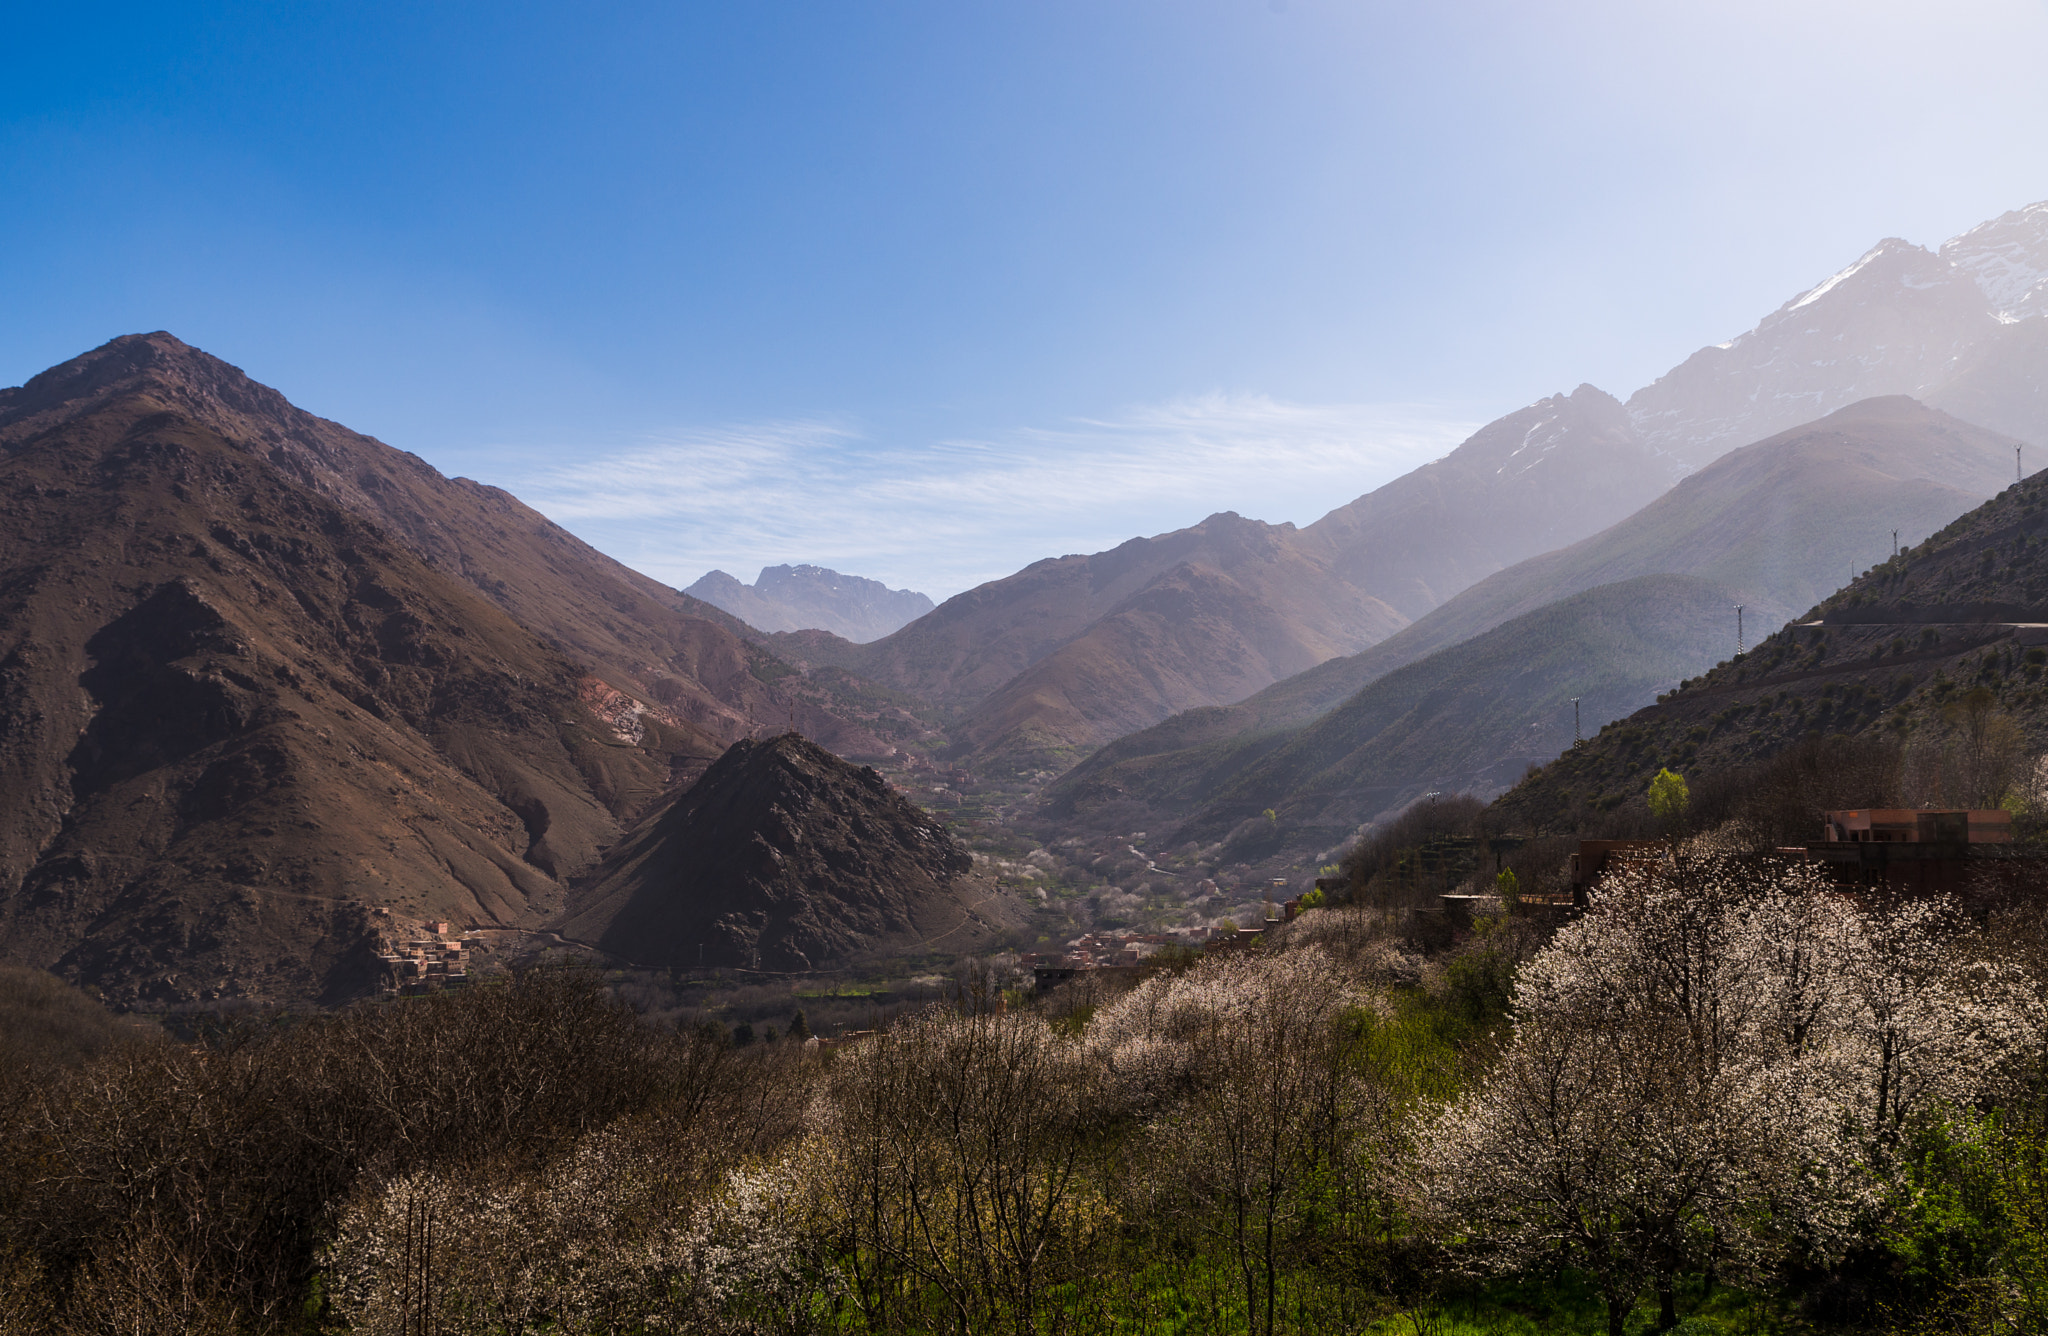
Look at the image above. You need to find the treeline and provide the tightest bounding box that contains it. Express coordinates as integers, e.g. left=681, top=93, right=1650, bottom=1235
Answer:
left=4, top=856, right=2048, bottom=1334
left=1343, top=728, right=2048, bottom=908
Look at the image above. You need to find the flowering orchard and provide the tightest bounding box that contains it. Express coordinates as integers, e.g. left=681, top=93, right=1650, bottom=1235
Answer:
left=4, top=861, right=2048, bottom=1334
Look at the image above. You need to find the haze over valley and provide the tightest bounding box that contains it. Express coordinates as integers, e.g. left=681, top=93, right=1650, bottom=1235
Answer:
left=6, top=196, right=2048, bottom=1007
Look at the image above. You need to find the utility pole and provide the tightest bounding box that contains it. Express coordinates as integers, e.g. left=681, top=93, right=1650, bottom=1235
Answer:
left=1893, top=529, right=1899, bottom=558
left=1735, top=605, right=1745, bottom=656
left=2020, top=445, right=2025, bottom=485
left=1569, top=697, right=1581, bottom=746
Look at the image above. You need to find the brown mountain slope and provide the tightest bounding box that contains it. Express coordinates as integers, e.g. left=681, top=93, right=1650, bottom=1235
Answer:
left=950, top=539, right=1406, bottom=767
left=0, top=334, right=890, bottom=761
left=0, top=335, right=888, bottom=1006
left=0, top=394, right=695, bottom=1003
left=772, top=509, right=1406, bottom=717
left=556, top=735, right=1027, bottom=972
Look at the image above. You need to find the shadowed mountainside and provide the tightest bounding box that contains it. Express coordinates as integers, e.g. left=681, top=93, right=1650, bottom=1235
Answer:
left=1493, top=467, right=2048, bottom=829
left=557, top=734, right=1027, bottom=971
left=1049, top=398, right=2024, bottom=841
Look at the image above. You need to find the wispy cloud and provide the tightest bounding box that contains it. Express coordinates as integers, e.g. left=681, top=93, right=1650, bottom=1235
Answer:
left=505, top=394, right=1475, bottom=600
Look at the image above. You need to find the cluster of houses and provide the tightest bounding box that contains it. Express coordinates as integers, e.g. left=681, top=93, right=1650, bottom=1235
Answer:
left=1024, top=886, right=1315, bottom=991
left=374, top=919, right=482, bottom=993
left=1566, top=807, right=2040, bottom=900
left=1020, top=929, right=1181, bottom=973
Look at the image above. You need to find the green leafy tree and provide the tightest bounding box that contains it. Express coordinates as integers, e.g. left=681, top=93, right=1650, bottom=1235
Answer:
left=1647, top=768, right=1690, bottom=825
left=1494, top=867, right=1521, bottom=913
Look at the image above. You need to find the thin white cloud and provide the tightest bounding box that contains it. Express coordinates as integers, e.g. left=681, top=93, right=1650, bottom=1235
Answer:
left=506, top=394, right=1474, bottom=600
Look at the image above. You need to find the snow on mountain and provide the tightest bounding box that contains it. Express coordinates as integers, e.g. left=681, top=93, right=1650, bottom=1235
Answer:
left=1942, top=200, right=2048, bottom=321
left=1626, top=238, right=1994, bottom=469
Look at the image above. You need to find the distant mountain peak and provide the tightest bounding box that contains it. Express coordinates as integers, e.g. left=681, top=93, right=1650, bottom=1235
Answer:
left=1626, top=230, right=1996, bottom=468
left=685, top=563, right=933, bottom=642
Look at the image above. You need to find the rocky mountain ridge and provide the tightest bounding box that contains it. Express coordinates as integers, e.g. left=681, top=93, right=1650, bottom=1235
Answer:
left=686, top=564, right=934, bottom=643
left=1628, top=202, right=2048, bottom=466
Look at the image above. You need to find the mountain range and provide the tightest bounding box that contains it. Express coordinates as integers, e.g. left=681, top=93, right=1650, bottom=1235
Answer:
left=746, top=203, right=2048, bottom=782
left=768, top=385, right=1674, bottom=768
left=12, top=199, right=2048, bottom=1001
left=685, top=564, right=933, bottom=643
left=1047, top=397, right=2028, bottom=850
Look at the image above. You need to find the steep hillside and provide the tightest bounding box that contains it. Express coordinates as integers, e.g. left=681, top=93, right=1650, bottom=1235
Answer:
left=1494, top=471, right=2048, bottom=830
left=1051, top=397, right=2016, bottom=828
left=0, top=335, right=883, bottom=1006
left=685, top=564, right=933, bottom=642
left=1061, top=575, right=1739, bottom=858
left=556, top=734, right=1028, bottom=971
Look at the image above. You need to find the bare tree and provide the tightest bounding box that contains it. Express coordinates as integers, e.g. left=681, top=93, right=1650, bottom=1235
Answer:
left=814, top=1011, right=1103, bottom=1336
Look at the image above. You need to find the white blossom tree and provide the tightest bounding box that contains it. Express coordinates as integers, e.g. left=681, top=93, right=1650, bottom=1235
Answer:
left=325, top=1128, right=838, bottom=1336
left=1088, top=947, right=1383, bottom=1335
left=1412, top=857, right=2039, bottom=1334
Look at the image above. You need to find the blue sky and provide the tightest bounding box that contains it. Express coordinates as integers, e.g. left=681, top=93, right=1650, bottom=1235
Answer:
left=6, top=0, right=2048, bottom=597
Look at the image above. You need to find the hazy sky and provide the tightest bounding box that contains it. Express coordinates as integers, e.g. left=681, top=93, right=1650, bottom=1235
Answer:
left=6, top=0, right=2048, bottom=597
